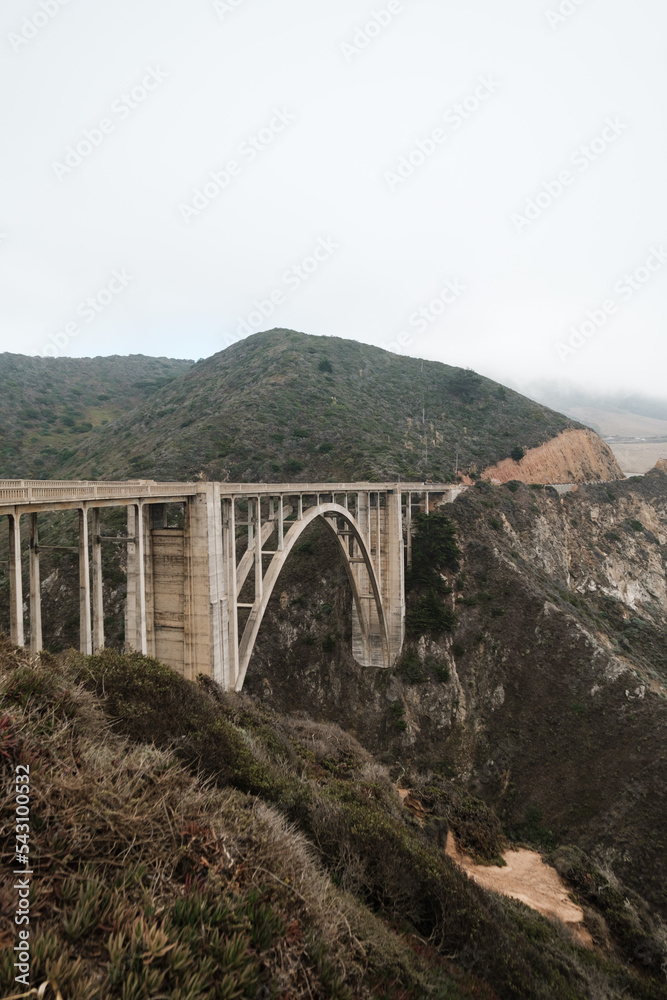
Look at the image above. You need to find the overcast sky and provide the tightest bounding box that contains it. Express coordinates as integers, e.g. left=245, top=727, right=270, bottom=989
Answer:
left=1, top=0, right=665, bottom=396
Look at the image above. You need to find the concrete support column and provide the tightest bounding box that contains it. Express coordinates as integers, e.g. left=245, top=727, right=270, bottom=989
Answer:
left=92, top=508, right=104, bottom=653
left=29, top=514, right=42, bottom=654
left=406, top=492, right=413, bottom=569
left=222, top=497, right=239, bottom=689
left=125, top=506, right=137, bottom=652
left=184, top=485, right=224, bottom=683
left=254, top=496, right=263, bottom=604
left=297, top=495, right=303, bottom=520
left=278, top=496, right=284, bottom=551
left=357, top=492, right=370, bottom=549
left=136, top=504, right=148, bottom=655
left=79, top=508, right=92, bottom=655
left=247, top=499, right=254, bottom=550
left=383, top=491, right=405, bottom=664
left=209, top=484, right=225, bottom=686
left=350, top=493, right=375, bottom=666
left=9, top=513, right=24, bottom=647
left=376, top=493, right=382, bottom=588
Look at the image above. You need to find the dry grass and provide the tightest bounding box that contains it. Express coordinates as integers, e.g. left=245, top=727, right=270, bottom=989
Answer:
left=0, top=644, right=366, bottom=999
left=2, top=643, right=665, bottom=1000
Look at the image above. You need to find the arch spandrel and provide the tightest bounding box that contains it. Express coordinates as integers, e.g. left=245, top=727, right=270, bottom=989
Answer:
left=235, top=503, right=389, bottom=692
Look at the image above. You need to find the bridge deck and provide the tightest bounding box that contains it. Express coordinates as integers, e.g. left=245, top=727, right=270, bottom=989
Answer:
left=0, top=479, right=458, bottom=513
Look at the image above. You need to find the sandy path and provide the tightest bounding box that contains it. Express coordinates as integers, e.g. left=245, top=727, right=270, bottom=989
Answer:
left=446, top=833, right=592, bottom=946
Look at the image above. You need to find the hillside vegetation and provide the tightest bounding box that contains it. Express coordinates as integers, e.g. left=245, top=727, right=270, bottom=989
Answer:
left=2, top=643, right=665, bottom=999
left=244, top=470, right=667, bottom=982
left=52, top=329, right=589, bottom=483
left=0, top=353, right=193, bottom=478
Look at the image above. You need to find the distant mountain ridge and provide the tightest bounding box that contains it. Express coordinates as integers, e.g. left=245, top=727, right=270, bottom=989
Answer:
left=0, top=331, right=624, bottom=483
left=49, top=329, right=615, bottom=484
left=0, top=353, right=194, bottom=478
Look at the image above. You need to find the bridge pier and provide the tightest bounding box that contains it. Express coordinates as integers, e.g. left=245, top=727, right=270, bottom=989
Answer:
left=92, top=508, right=104, bottom=653
left=29, top=514, right=42, bottom=654
left=79, top=508, right=92, bottom=655
left=9, top=512, right=24, bottom=648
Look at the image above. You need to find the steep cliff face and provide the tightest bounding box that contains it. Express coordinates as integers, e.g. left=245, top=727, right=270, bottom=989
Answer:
left=482, top=428, right=623, bottom=484
left=244, top=470, right=667, bottom=944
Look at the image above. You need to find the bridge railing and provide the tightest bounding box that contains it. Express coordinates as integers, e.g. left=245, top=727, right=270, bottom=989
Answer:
left=0, top=479, right=463, bottom=508
left=0, top=481, right=200, bottom=505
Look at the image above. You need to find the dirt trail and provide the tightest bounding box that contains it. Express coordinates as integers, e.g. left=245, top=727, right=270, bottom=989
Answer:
left=445, top=833, right=593, bottom=946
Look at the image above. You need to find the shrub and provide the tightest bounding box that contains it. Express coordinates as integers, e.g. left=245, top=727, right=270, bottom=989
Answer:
left=408, top=511, right=459, bottom=591
left=284, top=459, right=304, bottom=475
left=426, top=655, right=450, bottom=682
left=406, top=592, right=456, bottom=637
left=318, top=359, right=333, bottom=373
left=322, top=634, right=336, bottom=653
left=449, top=368, right=482, bottom=402
left=396, top=649, right=426, bottom=684
left=511, top=446, right=525, bottom=462
left=508, top=805, right=555, bottom=850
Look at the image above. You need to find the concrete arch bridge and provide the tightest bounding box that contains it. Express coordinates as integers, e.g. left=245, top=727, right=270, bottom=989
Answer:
left=0, top=480, right=463, bottom=690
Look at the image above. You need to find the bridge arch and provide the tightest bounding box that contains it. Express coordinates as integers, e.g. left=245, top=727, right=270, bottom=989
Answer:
left=235, top=502, right=389, bottom=691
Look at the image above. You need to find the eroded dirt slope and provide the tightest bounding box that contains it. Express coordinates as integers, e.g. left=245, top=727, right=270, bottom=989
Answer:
left=482, top=428, right=623, bottom=484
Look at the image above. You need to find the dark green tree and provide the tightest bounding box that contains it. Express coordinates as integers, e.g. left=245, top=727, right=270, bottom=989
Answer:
left=408, top=510, right=460, bottom=591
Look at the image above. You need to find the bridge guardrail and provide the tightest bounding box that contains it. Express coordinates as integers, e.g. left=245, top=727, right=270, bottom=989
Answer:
left=0, top=481, right=200, bottom=505
left=0, top=479, right=463, bottom=507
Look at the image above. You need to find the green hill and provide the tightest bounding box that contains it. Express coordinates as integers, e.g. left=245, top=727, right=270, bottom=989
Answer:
left=0, top=353, right=193, bottom=478
left=53, top=329, right=586, bottom=483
